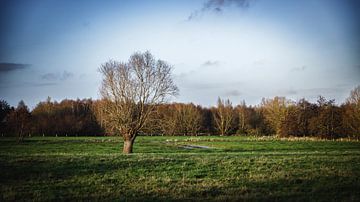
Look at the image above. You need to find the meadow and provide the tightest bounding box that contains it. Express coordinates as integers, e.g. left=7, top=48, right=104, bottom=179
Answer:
left=0, top=136, right=359, bottom=201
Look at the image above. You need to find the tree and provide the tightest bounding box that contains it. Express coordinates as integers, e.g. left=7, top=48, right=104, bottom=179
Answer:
left=32, top=98, right=103, bottom=136
left=6, top=100, right=31, bottom=142
left=280, top=98, right=318, bottom=137
left=236, top=100, right=251, bottom=135
left=200, top=107, right=216, bottom=135
left=152, top=104, right=178, bottom=136
left=92, top=99, right=116, bottom=135
left=213, top=97, right=234, bottom=136
left=296, top=98, right=317, bottom=136
left=98, top=51, right=178, bottom=153
left=261, top=96, right=291, bottom=136
left=342, top=85, right=360, bottom=138
left=309, top=96, right=343, bottom=138
left=280, top=104, right=299, bottom=137
left=0, top=100, right=12, bottom=136
left=346, top=85, right=360, bottom=105
left=175, top=103, right=202, bottom=136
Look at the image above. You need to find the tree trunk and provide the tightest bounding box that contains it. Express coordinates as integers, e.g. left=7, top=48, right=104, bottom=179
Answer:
left=123, top=139, right=134, bottom=154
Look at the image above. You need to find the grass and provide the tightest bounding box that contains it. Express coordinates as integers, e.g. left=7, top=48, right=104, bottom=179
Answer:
left=0, top=136, right=359, bottom=201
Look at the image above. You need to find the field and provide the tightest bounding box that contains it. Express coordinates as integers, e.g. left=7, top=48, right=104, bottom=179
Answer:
left=1, top=136, right=360, bottom=201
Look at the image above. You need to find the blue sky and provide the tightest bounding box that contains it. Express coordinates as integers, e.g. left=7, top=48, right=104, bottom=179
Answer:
left=0, top=0, right=359, bottom=108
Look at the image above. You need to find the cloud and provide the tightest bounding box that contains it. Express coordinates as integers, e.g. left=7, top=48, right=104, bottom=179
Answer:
left=41, top=73, right=58, bottom=80
left=202, top=60, right=220, bottom=67
left=291, top=65, right=307, bottom=72
left=253, top=59, right=266, bottom=66
left=174, top=70, right=196, bottom=80
left=275, top=88, right=301, bottom=96
left=178, top=79, right=224, bottom=90
left=278, top=89, right=297, bottom=95
left=301, top=87, right=341, bottom=95
left=41, top=71, right=74, bottom=81
left=79, top=73, right=87, bottom=79
left=176, top=61, right=220, bottom=79
left=285, top=89, right=297, bottom=95
left=188, top=0, right=252, bottom=20
left=0, top=82, right=57, bottom=88
left=29, top=82, right=57, bottom=87
left=0, top=63, right=30, bottom=73
left=225, top=89, right=242, bottom=96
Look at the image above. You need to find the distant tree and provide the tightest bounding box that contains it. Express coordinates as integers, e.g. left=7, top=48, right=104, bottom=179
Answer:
left=200, top=107, right=216, bottom=135
left=6, top=100, right=31, bottom=142
left=280, top=98, right=318, bottom=137
left=296, top=98, right=318, bottom=136
left=31, top=97, right=55, bottom=135
left=309, top=96, right=342, bottom=138
left=175, top=103, right=202, bottom=136
left=346, top=85, right=360, bottom=104
left=146, top=103, right=211, bottom=136
left=213, top=97, right=234, bottom=136
left=189, top=105, right=204, bottom=136
left=261, top=97, right=291, bottom=137
left=155, top=104, right=178, bottom=136
left=0, top=100, right=12, bottom=135
left=141, top=103, right=179, bottom=136
left=98, top=51, right=178, bottom=153
left=280, top=104, right=299, bottom=137
left=92, top=99, right=115, bottom=135
left=251, top=107, right=272, bottom=135
left=235, top=100, right=251, bottom=135
left=342, top=86, right=360, bottom=138
left=32, top=97, right=103, bottom=136
left=0, top=100, right=11, bottom=120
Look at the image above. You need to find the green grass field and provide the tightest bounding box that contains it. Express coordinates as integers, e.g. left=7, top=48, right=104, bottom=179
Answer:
left=1, top=136, right=359, bottom=201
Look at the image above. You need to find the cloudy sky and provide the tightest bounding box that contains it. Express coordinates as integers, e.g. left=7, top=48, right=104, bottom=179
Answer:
left=0, top=0, right=359, bottom=108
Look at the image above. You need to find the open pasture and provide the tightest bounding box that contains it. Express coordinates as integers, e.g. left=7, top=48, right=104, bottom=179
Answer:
left=0, top=136, right=359, bottom=201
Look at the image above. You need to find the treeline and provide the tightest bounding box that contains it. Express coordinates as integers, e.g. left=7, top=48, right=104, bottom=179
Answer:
left=0, top=98, right=103, bottom=139
left=1, top=86, right=359, bottom=139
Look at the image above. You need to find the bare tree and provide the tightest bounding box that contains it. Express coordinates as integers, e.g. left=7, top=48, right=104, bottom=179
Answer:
left=7, top=100, right=31, bottom=142
left=213, top=97, right=234, bottom=136
left=236, top=100, right=248, bottom=134
left=154, top=104, right=178, bottom=136
left=184, top=104, right=202, bottom=136
left=347, top=85, right=360, bottom=105
left=260, top=96, right=292, bottom=136
left=343, top=85, right=360, bottom=138
left=175, top=103, right=202, bottom=136
left=99, top=51, right=178, bottom=153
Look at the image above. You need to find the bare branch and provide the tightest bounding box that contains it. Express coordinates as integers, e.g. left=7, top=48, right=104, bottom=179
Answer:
left=98, top=51, right=179, bottom=153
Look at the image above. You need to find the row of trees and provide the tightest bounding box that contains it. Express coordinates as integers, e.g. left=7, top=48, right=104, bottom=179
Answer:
left=146, top=89, right=359, bottom=139
left=0, top=98, right=103, bottom=141
left=1, top=85, right=359, bottom=140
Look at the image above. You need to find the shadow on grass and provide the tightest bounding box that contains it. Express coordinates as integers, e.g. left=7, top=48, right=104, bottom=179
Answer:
left=220, top=146, right=360, bottom=154
left=0, top=156, right=187, bottom=183
left=1, top=154, right=359, bottom=201
left=43, top=175, right=359, bottom=201
left=134, top=176, right=358, bottom=201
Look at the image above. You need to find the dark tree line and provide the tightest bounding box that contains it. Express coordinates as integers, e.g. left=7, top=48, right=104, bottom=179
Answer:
left=0, top=97, right=103, bottom=140
left=1, top=86, right=359, bottom=140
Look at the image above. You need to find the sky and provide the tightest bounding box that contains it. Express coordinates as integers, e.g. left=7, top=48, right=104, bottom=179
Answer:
left=0, top=0, right=359, bottom=108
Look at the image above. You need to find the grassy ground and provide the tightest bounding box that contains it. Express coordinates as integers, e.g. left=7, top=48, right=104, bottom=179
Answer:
left=0, top=136, right=359, bottom=201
